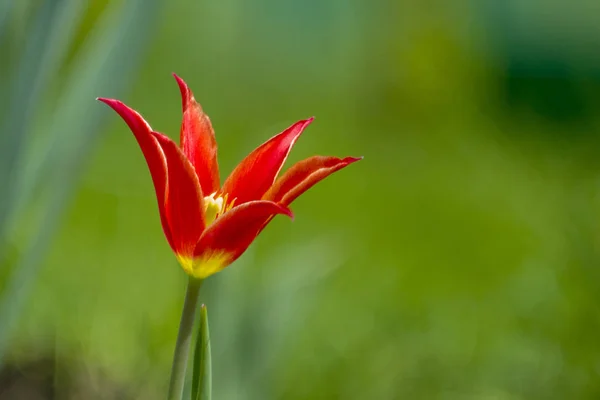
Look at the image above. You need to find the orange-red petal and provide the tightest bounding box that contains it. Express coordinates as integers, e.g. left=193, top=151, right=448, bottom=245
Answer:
left=193, top=200, right=293, bottom=271
left=151, top=132, right=206, bottom=258
left=97, top=98, right=174, bottom=251
left=221, top=118, right=314, bottom=204
left=174, top=74, right=220, bottom=195
left=263, top=156, right=362, bottom=206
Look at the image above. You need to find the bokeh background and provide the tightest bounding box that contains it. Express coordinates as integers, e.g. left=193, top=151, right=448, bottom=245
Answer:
left=2, top=0, right=600, bottom=398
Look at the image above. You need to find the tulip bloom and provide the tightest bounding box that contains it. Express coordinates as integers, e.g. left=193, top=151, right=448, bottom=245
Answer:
left=98, top=74, right=361, bottom=279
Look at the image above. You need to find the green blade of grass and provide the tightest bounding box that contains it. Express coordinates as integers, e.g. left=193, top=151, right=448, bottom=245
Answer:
left=192, top=305, right=212, bottom=400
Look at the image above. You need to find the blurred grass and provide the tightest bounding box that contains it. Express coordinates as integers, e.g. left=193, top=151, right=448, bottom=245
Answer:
left=0, top=0, right=161, bottom=373
left=2, top=0, right=600, bottom=399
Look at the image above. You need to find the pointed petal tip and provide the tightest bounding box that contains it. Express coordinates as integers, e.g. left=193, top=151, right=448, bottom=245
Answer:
left=267, top=202, right=293, bottom=220
left=295, top=117, right=314, bottom=129
left=293, top=117, right=314, bottom=132
left=97, top=97, right=115, bottom=105
left=97, top=98, right=128, bottom=111
left=273, top=203, right=294, bottom=220
left=172, top=72, right=184, bottom=85
left=173, top=73, right=192, bottom=111
left=345, top=156, right=364, bottom=163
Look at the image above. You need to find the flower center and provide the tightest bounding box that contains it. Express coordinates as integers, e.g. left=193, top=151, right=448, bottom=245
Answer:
left=204, top=193, right=225, bottom=225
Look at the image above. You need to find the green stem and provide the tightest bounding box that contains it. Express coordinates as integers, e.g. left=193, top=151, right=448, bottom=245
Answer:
left=167, top=277, right=203, bottom=400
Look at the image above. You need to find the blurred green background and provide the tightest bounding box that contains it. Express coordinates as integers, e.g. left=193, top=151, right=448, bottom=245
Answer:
left=2, top=0, right=600, bottom=398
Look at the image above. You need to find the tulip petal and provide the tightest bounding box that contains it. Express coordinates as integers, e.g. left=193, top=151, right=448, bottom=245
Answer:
left=191, top=201, right=293, bottom=277
left=151, top=132, right=206, bottom=258
left=221, top=118, right=314, bottom=204
left=174, top=74, right=220, bottom=195
left=263, top=156, right=362, bottom=206
left=97, top=98, right=174, bottom=250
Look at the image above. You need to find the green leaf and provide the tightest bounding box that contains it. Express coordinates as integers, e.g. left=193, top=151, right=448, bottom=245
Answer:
left=192, top=304, right=212, bottom=400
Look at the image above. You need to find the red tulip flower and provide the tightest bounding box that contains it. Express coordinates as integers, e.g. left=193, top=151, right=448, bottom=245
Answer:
left=98, top=74, right=361, bottom=279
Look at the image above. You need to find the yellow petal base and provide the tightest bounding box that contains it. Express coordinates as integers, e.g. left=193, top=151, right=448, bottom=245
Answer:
left=176, top=252, right=231, bottom=279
